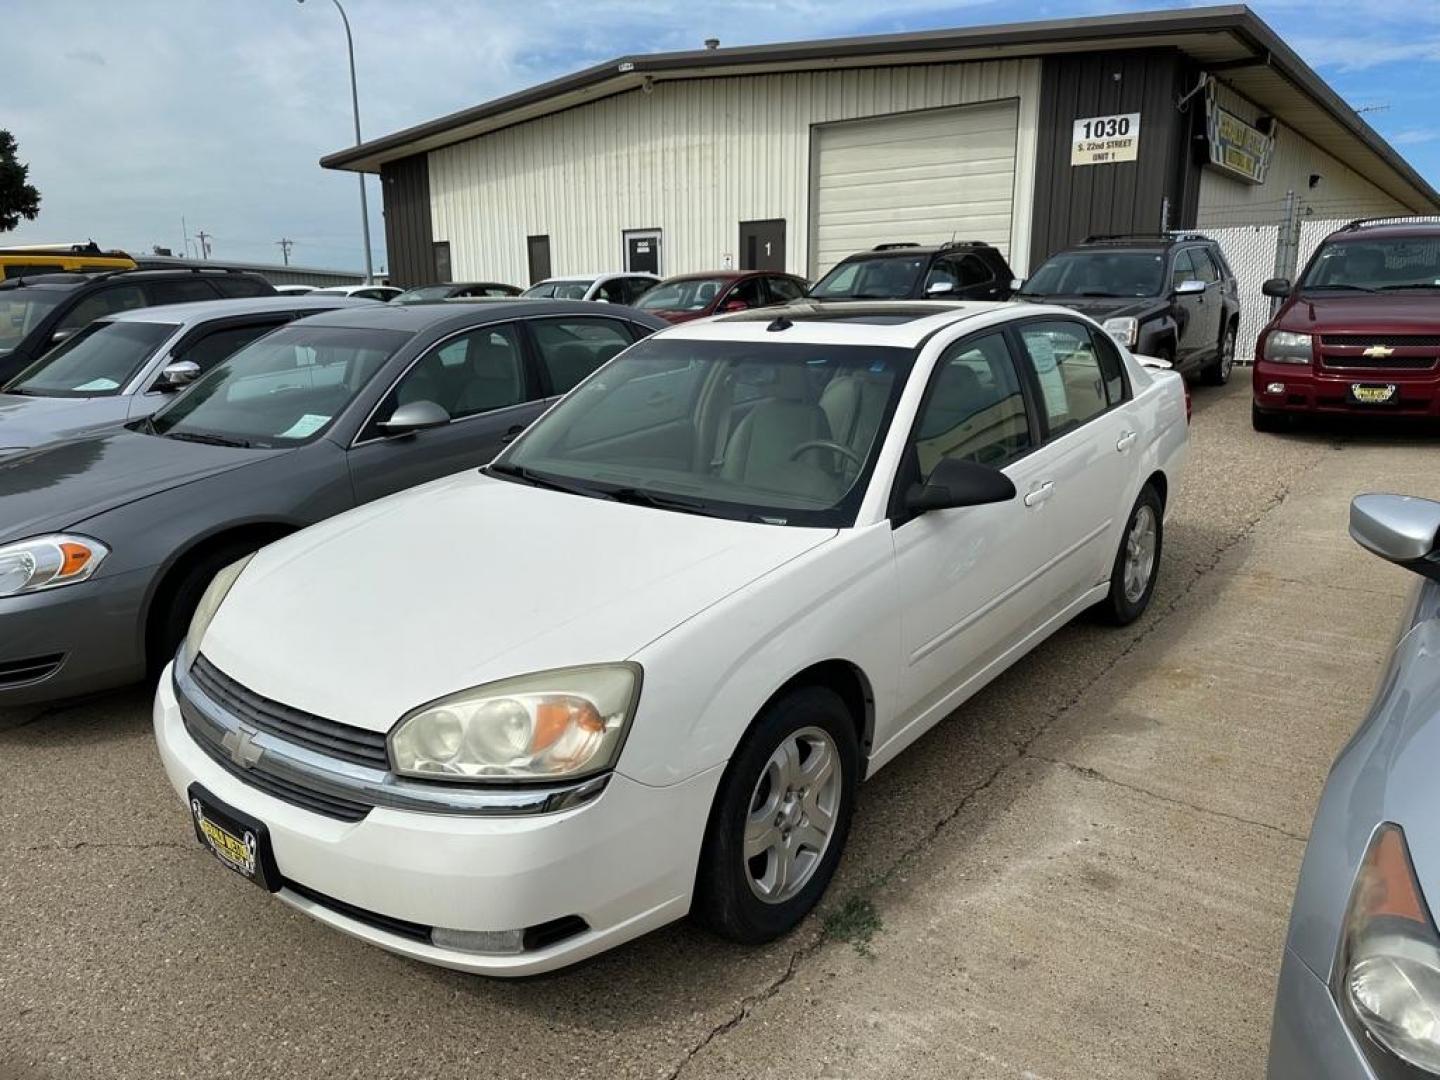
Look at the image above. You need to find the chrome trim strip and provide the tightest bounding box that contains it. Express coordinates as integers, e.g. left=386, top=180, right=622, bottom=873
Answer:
left=174, top=660, right=609, bottom=817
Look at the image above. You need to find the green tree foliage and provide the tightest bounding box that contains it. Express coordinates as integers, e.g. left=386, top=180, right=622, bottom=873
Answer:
left=0, top=130, right=42, bottom=233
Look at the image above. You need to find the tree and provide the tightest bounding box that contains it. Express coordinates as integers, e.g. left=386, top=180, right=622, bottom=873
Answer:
left=0, top=130, right=41, bottom=233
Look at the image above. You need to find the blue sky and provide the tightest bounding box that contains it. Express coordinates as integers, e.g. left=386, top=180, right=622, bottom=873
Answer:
left=4, top=0, right=1436, bottom=274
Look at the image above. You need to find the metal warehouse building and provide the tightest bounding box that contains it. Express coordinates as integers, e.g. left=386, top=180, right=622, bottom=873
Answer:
left=322, top=4, right=1440, bottom=289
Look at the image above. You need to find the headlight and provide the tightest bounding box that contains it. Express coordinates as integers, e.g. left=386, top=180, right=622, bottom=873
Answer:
left=1102, top=317, right=1138, bottom=348
left=1338, top=823, right=1440, bottom=1072
left=183, top=553, right=255, bottom=662
left=1264, top=330, right=1312, bottom=365
left=0, top=534, right=109, bottom=598
left=389, top=663, right=641, bottom=783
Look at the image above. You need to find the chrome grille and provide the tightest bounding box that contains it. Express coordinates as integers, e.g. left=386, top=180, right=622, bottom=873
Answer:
left=190, top=655, right=389, bottom=770
left=1320, top=334, right=1440, bottom=347
left=1320, top=354, right=1438, bottom=370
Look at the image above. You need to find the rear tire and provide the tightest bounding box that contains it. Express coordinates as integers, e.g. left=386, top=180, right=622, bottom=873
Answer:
left=692, top=686, right=859, bottom=945
left=1096, top=484, right=1163, bottom=626
left=1251, top=402, right=1287, bottom=433
left=1201, top=324, right=1237, bottom=386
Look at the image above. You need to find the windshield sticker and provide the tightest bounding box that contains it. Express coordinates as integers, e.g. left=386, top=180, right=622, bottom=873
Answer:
left=279, top=413, right=330, bottom=439
left=73, top=377, right=120, bottom=392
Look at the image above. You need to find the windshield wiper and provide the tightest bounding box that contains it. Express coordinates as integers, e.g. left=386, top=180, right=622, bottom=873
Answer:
left=483, top=462, right=598, bottom=497
left=602, top=487, right=713, bottom=516
left=1303, top=283, right=1378, bottom=293
left=161, top=430, right=253, bottom=448
left=2, top=386, right=38, bottom=396
left=1375, top=283, right=1440, bottom=291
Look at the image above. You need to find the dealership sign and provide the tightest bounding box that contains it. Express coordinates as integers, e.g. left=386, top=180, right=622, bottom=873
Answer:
left=1071, top=113, right=1140, bottom=166
left=1206, top=100, right=1275, bottom=184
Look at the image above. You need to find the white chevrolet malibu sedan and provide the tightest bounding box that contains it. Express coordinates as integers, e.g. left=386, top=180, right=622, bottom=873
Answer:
left=154, top=300, right=1188, bottom=975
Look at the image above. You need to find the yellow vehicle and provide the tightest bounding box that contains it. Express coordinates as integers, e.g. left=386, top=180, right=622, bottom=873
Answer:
left=0, top=243, right=136, bottom=280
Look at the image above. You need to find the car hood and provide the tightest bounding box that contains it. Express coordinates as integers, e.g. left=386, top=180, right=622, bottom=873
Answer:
left=201, top=472, right=836, bottom=733
left=1018, top=295, right=1160, bottom=320
left=0, top=393, right=133, bottom=452
left=0, top=428, right=273, bottom=543
left=1273, top=291, right=1440, bottom=335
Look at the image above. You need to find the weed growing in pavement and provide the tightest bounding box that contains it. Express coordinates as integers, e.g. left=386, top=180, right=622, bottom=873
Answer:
left=823, top=895, right=882, bottom=957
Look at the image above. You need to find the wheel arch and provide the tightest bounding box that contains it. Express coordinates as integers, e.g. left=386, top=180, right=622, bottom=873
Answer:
left=1143, top=469, right=1168, bottom=513
left=759, top=659, right=876, bottom=778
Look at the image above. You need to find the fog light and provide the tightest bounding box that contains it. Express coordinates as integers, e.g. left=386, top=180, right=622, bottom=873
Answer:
left=430, top=926, right=525, bottom=955
left=1266, top=382, right=1286, bottom=395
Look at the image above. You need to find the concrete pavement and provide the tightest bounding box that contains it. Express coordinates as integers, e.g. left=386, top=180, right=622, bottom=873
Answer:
left=1, top=380, right=1435, bottom=1079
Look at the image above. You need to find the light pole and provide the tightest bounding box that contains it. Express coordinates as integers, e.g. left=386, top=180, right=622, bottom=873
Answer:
left=299, top=0, right=374, bottom=283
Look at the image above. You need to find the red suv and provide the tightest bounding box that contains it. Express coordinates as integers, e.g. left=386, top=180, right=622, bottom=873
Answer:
left=1253, top=219, right=1440, bottom=430
left=631, top=271, right=809, bottom=324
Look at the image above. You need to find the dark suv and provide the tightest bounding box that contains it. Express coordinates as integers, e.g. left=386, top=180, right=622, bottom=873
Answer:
left=1018, top=234, right=1241, bottom=384
left=0, top=268, right=274, bottom=383
left=1253, top=219, right=1440, bottom=430
left=807, top=241, right=1014, bottom=303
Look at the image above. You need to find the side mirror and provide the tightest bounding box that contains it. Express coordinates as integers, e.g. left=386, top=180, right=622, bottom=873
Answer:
left=1261, top=277, right=1292, bottom=298
left=925, top=280, right=955, bottom=296
left=157, top=360, right=201, bottom=391
left=905, top=457, right=1017, bottom=515
left=377, top=399, right=451, bottom=437
left=1350, top=494, right=1440, bottom=582
left=721, top=298, right=748, bottom=312
left=1173, top=279, right=1206, bottom=296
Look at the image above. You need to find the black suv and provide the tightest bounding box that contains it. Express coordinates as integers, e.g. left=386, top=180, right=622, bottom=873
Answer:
left=0, top=268, right=275, bottom=383
left=1017, top=234, right=1241, bottom=384
left=807, top=241, right=1014, bottom=303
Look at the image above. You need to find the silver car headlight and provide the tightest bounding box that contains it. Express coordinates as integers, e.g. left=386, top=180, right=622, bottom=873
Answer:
left=1338, top=823, right=1440, bottom=1072
left=0, top=534, right=109, bottom=598
left=1102, top=317, right=1138, bottom=348
left=389, top=663, right=641, bottom=783
left=1263, top=330, right=1312, bottom=365
left=183, top=553, right=255, bottom=663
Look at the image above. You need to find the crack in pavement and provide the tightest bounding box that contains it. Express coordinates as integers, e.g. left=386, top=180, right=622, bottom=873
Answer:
left=11, top=840, right=187, bottom=854
left=1034, top=756, right=1310, bottom=844
left=663, top=451, right=1325, bottom=1080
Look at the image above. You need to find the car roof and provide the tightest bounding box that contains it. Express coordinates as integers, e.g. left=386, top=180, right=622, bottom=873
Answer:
left=536, top=272, right=657, bottom=283
left=102, top=295, right=377, bottom=326
left=1326, top=222, right=1440, bottom=241
left=286, top=297, right=660, bottom=335
left=656, top=300, right=1082, bottom=348
left=0, top=268, right=272, bottom=292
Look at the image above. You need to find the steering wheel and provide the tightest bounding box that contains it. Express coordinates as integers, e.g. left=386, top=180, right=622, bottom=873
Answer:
left=789, top=439, right=863, bottom=469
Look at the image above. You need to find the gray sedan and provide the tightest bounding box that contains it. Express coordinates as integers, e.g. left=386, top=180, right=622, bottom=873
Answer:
left=1268, top=493, right=1440, bottom=1078
left=0, top=299, right=664, bottom=705
left=0, top=295, right=375, bottom=454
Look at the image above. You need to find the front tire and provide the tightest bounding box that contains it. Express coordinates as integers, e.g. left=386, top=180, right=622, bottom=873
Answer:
left=692, top=686, right=859, bottom=944
left=1201, top=323, right=1237, bottom=386
left=147, top=543, right=259, bottom=677
left=1096, top=484, right=1163, bottom=626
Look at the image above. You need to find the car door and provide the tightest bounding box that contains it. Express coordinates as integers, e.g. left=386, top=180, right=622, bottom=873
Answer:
left=1168, top=250, right=1209, bottom=367
left=129, top=317, right=292, bottom=419
left=1189, top=247, right=1225, bottom=359
left=345, top=321, right=546, bottom=503
left=1011, top=318, right=1136, bottom=617
left=891, top=328, right=1055, bottom=721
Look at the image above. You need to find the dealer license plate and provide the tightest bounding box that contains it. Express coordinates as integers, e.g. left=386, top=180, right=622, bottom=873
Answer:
left=188, top=783, right=278, bottom=891
left=1350, top=383, right=1397, bottom=405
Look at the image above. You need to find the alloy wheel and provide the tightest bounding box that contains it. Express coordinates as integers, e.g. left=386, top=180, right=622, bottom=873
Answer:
left=1123, top=504, right=1158, bottom=604
left=744, top=726, right=842, bottom=904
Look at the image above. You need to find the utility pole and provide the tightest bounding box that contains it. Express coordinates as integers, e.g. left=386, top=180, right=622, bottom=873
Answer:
left=195, top=231, right=213, bottom=259
left=276, top=238, right=294, bottom=265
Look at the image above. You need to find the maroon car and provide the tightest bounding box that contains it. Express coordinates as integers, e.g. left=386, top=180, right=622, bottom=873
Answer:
left=632, top=271, right=809, bottom=324
left=1253, top=220, right=1440, bottom=430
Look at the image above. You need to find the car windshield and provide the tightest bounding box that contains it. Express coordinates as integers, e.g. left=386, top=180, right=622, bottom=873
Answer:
left=634, top=278, right=732, bottom=312
left=1020, top=251, right=1165, bottom=298
left=147, top=325, right=410, bottom=448
left=0, top=288, right=66, bottom=354
left=393, top=285, right=454, bottom=303
left=5, top=319, right=176, bottom=397
left=522, top=280, right=594, bottom=300
left=809, top=256, right=928, bottom=300
left=1302, top=237, right=1440, bottom=291
left=493, top=338, right=912, bottom=527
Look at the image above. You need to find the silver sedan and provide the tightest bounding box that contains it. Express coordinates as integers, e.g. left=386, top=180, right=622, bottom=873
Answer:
left=1268, top=493, right=1440, bottom=1078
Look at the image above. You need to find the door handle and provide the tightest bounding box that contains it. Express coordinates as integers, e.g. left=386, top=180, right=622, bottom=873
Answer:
left=1116, top=430, right=1138, bottom=452
left=500, top=424, right=525, bottom=444
left=1023, top=481, right=1055, bottom=508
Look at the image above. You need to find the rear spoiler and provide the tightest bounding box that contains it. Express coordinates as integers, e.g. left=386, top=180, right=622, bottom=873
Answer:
left=1133, top=353, right=1172, bottom=370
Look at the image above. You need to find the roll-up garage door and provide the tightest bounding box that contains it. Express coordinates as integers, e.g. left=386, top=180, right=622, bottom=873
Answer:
left=810, top=101, right=1019, bottom=277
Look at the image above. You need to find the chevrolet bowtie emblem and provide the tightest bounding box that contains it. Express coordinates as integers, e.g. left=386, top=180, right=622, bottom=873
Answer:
left=222, top=726, right=264, bottom=769
left=1363, top=345, right=1395, bottom=359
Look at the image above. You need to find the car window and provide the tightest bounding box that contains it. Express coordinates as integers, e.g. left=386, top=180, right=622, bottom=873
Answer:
left=171, top=321, right=285, bottom=380
left=1021, top=251, right=1165, bottom=299
left=354, top=288, right=393, bottom=301
left=6, top=319, right=176, bottom=396
left=766, top=276, right=805, bottom=303
left=810, top=255, right=927, bottom=300
left=144, top=278, right=220, bottom=306
left=1091, top=329, right=1128, bottom=406
left=215, top=277, right=273, bottom=299
left=1190, top=249, right=1219, bottom=284
left=635, top=278, right=729, bottom=312
left=912, top=332, right=1032, bottom=478
left=623, top=278, right=655, bottom=304
left=957, top=254, right=994, bottom=287
left=1016, top=321, right=1110, bottom=437
left=0, top=288, right=66, bottom=353
left=379, top=323, right=526, bottom=427
left=595, top=278, right=627, bottom=304
left=531, top=318, right=633, bottom=395
left=57, top=285, right=149, bottom=331
left=731, top=278, right=768, bottom=309
left=1171, top=250, right=1200, bottom=287
left=563, top=353, right=707, bottom=446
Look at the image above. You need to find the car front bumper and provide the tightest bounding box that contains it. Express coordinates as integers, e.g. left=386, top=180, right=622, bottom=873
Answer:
left=152, top=665, right=722, bottom=976
left=1267, top=946, right=1380, bottom=1080
left=0, top=567, right=151, bottom=706
left=1253, top=360, right=1440, bottom=418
